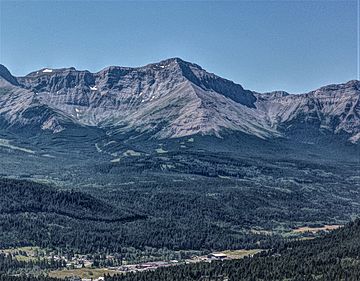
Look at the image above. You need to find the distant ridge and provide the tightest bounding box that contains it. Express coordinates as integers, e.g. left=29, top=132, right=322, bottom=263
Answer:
left=0, top=59, right=359, bottom=143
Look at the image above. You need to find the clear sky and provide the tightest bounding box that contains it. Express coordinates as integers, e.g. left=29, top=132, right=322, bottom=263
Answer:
left=0, top=0, right=358, bottom=93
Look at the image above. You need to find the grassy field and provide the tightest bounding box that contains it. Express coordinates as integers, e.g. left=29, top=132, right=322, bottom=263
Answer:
left=0, top=246, right=43, bottom=262
left=48, top=268, right=121, bottom=279
left=292, top=224, right=343, bottom=234
left=219, top=249, right=263, bottom=259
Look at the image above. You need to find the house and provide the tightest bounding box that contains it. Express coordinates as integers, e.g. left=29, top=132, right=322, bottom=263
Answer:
left=208, top=253, right=227, bottom=260
left=64, top=277, right=81, bottom=281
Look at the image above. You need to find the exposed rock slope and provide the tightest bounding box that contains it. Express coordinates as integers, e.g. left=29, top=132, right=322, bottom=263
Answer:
left=0, top=58, right=359, bottom=143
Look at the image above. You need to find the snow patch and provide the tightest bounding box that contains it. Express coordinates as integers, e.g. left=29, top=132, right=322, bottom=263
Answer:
left=90, top=86, right=98, bottom=91
left=43, top=69, right=53, bottom=73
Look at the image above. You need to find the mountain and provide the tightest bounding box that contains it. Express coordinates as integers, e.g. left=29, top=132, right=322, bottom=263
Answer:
left=256, top=80, right=360, bottom=143
left=0, top=64, right=19, bottom=86
left=0, top=58, right=359, bottom=143
left=0, top=59, right=360, bottom=281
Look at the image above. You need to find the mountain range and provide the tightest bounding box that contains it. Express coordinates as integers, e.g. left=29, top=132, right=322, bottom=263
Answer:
left=0, top=58, right=360, bottom=271
left=1, top=58, right=359, bottom=145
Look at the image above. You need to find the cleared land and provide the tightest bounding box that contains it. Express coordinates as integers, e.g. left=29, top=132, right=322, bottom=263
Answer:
left=292, top=224, right=343, bottom=234
left=220, top=249, right=263, bottom=259
left=48, top=268, right=120, bottom=279
left=0, top=246, right=42, bottom=262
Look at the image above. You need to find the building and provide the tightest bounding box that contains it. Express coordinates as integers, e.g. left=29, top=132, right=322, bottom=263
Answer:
left=208, top=253, right=227, bottom=260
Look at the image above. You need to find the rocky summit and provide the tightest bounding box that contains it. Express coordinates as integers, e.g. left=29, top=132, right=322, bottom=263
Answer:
left=0, top=58, right=359, bottom=143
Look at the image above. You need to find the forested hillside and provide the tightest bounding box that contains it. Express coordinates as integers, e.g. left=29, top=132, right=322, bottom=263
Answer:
left=0, top=178, right=148, bottom=252
left=0, top=219, right=359, bottom=280
left=0, top=277, right=59, bottom=281
left=106, top=219, right=360, bottom=281
left=0, top=177, right=285, bottom=252
left=0, top=178, right=140, bottom=222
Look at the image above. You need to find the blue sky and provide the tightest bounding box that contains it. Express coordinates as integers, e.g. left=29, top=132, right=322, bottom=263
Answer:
left=0, top=0, right=357, bottom=93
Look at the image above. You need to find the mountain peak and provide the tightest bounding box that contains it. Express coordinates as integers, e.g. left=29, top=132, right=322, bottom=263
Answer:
left=344, top=80, right=360, bottom=90
left=0, top=64, right=19, bottom=86
left=314, top=80, right=360, bottom=94
left=155, top=57, right=202, bottom=69
left=25, top=67, right=80, bottom=77
left=0, top=60, right=358, bottom=143
left=157, top=57, right=184, bottom=64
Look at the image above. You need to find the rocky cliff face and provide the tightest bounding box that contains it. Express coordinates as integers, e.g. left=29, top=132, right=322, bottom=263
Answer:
left=255, top=80, right=360, bottom=142
left=0, top=64, right=19, bottom=86
left=0, top=58, right=359, bottom=143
